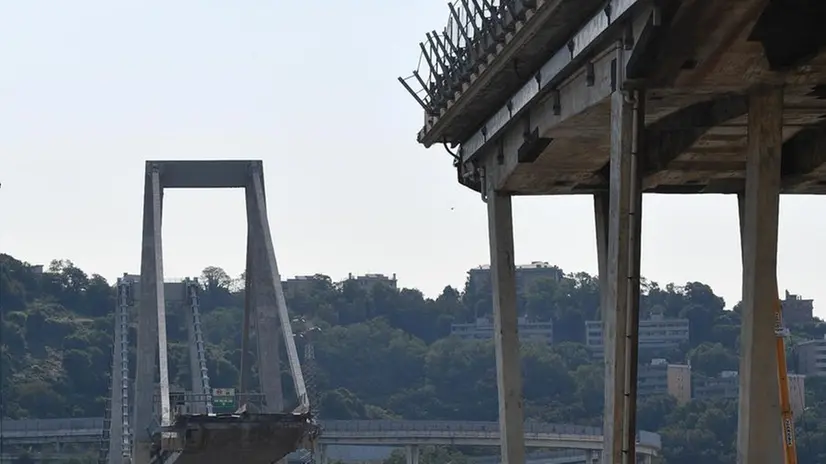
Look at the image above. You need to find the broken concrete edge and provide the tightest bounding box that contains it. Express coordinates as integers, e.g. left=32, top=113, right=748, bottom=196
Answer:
left=152, top=412, right=321, bottom=455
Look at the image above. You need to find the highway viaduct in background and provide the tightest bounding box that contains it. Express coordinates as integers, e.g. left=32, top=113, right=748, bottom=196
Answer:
left=0, top=418, right=662, bottom=464
left=401, top=0, right=826, bottom=463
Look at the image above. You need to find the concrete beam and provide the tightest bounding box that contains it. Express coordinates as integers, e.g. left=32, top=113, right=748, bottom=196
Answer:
left=781, top=121, right=826, bottom=190
left=459, top=6, right=655, bottom=191
left=643, top=94, right=748, bottom=173
left=154, top=160, right=255, bottom=188
left=736, top=86, right=784, bottom=463
left=486, top=187, right=525, bottom=464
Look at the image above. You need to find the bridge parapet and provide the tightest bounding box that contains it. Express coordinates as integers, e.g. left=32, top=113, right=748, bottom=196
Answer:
left=323, top=420, right=601, bottom=436
left=0, top=417, right=103, bottom=433
left=0, top=417, right=661, bottom=454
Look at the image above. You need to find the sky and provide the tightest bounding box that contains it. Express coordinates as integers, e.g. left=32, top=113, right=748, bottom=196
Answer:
left=1, top=1, right=824, bottom=317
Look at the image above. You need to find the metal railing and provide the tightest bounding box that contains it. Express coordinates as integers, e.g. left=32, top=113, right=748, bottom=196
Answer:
left=398, top=0, right=536, bottom=116
left=322, top=420, right=601, bottom=436
left=0, top=418, right=661, bottom=450
left=1, top=418, right=104, bottom=432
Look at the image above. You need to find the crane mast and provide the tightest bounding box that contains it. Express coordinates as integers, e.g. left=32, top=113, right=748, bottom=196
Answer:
left=774, top=297, right=797, bottom=464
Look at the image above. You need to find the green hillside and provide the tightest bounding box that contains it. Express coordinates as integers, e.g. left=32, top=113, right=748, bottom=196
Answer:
left=2, top=253, right=826, bottom=463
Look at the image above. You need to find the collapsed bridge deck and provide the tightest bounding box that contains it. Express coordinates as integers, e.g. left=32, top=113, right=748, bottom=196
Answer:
left=152, top=413, right=319, bottom=464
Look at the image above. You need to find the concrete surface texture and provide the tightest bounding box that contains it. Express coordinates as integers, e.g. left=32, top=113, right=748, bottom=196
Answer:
left=406, top=0, right=826, bottom=463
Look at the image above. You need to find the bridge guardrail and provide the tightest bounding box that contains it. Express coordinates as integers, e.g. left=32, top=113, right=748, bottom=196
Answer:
left=0, top=418, right=103, bottom=432
left=322, top=420, right=601, bottom=436
left=0, top=417, right=661, bottom=449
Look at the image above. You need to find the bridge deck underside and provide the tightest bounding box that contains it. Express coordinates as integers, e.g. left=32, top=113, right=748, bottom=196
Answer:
left=156, top=413, right=317, bottom=464
left=507, top=82, right=826, bottom=195
left=434, top=0, right=826, bottom=195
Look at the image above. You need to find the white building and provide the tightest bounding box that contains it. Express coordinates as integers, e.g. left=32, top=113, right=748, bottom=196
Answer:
left=451, top=316, right=553, bottom=344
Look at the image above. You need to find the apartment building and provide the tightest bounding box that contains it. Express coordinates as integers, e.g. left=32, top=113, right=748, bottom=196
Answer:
left=795, top=335, right=826, bottom=377
left=344, top=273, right=398, bottom=291
left=585, top=313, right=690, bottom=356
left=693, top=371, right=806, bottom=416
left=636, top=363, right=805, bottom=414
left=282, top=275, right=329, bottom=295
left=451, top=316, right=554, bottom=344
left=466, top=261, right=563, bottom=294
left=637, top=359, right=692, bottom=404
left=781, top=290, right=815, bottom=325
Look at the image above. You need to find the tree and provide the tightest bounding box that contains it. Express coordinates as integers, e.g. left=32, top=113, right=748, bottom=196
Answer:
left=201, top=266, right=232, bottom=291
left=3, top=252, right=826, bottom=463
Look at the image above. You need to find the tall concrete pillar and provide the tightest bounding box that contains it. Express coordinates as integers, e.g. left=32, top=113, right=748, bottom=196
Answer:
left=486, top=189, right=526, bottom=464
left=736, top=86, right=784, bottom=463
left=244, top=181, right=284, bottom=413
left=405, top=445, right=420, bottom=464
left=603, top=88, right=644, bottom=464
left=245, top=164, right=307, bottom=412
left=134, top=164, right=171, bottom=464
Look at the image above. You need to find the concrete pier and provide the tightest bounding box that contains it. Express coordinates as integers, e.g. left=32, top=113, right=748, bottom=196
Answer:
left=486, top=189, right=526, bottom=464
left=736, top=87, right=785, bottom=463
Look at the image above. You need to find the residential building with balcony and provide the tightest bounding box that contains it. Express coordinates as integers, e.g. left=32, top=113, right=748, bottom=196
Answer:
left=585, top=314, right=690, bottom=357
left=451, top=316, right=554, bottom=344
left=637, top=359, right=692, bottom=405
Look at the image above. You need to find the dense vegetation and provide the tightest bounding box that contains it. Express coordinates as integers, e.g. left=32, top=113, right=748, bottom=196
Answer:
left=3, top=253, right=826, bottom=463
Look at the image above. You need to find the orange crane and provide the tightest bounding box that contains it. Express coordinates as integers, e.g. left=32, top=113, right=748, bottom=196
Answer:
left=773, top=296, right=798, bottom=464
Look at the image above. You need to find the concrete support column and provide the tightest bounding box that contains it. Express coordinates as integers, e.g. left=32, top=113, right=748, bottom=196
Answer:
left=134, top=164, right=171, bottom=464
left=405, top=445, right=420, bottom=464
left=245, top=175, right=285, bottom=413
left=603, top=88, right=644, bottom=464
left=247, top=165, right=307, bottom=415
left=736, top=86, right=784, bottom=463
left=317, top=444, right=328, bottom=464
left=486, top=188, right=526, bottom=464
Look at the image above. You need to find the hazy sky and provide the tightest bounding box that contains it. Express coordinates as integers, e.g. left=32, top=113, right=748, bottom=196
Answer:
left=1, top=1, right=824, bottom=317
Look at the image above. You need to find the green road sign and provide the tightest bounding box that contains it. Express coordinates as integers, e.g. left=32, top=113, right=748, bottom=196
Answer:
left=212, top=388, right=236, bottom=412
